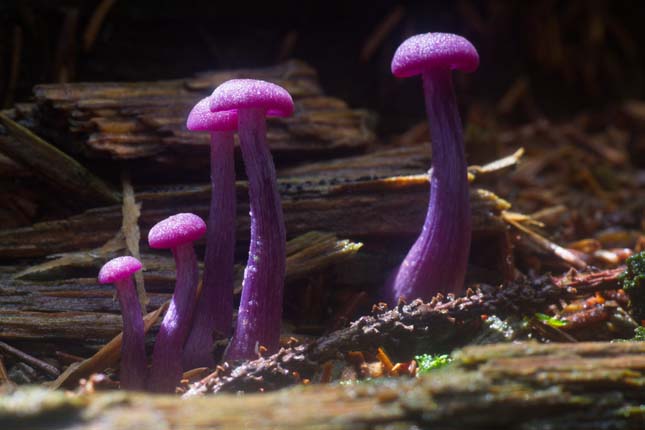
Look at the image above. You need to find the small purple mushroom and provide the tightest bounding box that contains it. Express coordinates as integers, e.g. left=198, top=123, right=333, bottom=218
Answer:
left=209, top=79, right=294, bottom=360
left=183, top=98, right=237, bottom=369
left=147, top=213, right=206, bottom=392
left=389, top=33, right=479, bottom=302
left=98, top=256, right=146, bottom=390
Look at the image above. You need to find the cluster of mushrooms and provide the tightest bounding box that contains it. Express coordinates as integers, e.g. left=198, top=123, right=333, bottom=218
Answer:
left=98, top=32, right=479, bottom=392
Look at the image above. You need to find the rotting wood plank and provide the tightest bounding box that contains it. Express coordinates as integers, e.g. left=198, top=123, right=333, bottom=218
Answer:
left=22, top=60, right=375, bottom=172
left=0, top=232, right=362, bottom=344
left=0, top=175, right=509, bottom=259
left=2, top=341, right=644, bottom=430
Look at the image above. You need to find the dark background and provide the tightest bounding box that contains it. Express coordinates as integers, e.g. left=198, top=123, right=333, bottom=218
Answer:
left=1, top=0, right=644, bottom=133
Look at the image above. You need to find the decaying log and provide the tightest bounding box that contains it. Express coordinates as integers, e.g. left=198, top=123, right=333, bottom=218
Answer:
left=23, top=60, right=374, bottom=174
left=281, top=143, right=430, bottom=179
left=2, top=341, right=645, bottom=430
left=0, top=60, right=378, bottom=227
left=0, top=232, right=362, bottom=345
left=0, top=175, right=510, bottom=259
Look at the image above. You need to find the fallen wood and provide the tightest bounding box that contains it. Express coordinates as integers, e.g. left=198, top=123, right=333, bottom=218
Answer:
left=0, top=175, right=509, bottom=259
left=2, top=341, right=645, bottom=430
left=22, top=60, right=374, bottom=175
left=0, top=113, right=119, bottom=206
left=0, top=232, right=362, bottom=345
left=281, top=143, right=430, bottom=179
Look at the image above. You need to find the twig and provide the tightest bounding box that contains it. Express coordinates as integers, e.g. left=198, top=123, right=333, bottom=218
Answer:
left=551, top=267, right=624, bottom=293
left=503, top=213, right=588, bottom=270
left=55, top=351, right=85, bottom=365
left=0, top=341, right=60, bottom=378
left=276, top=30, right=298, bottom=62
left=83, top=0, right=117, bottom=52
left=121, top=170, right=147, bottom=310
left=54, top=8, right=79, bottom=83
left=360, top=5, right=405, bottom=62
left=0, top=355, right=14, bottom=387
left=3, top=26, right=22, bottom=108
left=0, top=113, right=120, bottom=206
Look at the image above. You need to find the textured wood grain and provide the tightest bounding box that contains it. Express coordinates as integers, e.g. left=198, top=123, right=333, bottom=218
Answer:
left=2, top=341, right=644, bottom=430
left=27, top=60, right=375, bottom=173
left=0, top=176, right=509, bottom=258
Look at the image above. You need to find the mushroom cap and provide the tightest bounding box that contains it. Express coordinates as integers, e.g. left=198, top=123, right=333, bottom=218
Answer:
left=98, top=256, right=143, bottom=284
left=391, top=32, right=479, bottom=78
left=186, top=97, right=238, bottom=132
left=148, top=213, right=206, bottom=249
left=209, top=79, right=294, bottom=118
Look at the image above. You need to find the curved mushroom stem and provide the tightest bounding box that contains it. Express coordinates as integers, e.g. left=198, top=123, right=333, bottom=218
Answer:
left=149, top=242, right=199, bottom=392
left=391, top=68, right=471, bottom=302
left=183, top=131, right=236, bottom=369
left=225, top=108, right=286, bottom=361
left=114, top=277, right=147, bottom=390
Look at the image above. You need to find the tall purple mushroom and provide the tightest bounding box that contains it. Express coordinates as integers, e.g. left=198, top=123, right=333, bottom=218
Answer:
left=98, top=256, right=146, bottom=390
left=209, top=79, right=294, bottom=360
left=183, top=98, right=237, bottom=369
left=389, top=33, right=479, bottom=302
left=147, top=213, right=206, bottom=392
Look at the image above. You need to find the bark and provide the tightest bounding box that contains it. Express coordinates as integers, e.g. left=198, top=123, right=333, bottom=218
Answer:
left=2, top=341, right=645, bottom=430
left=0, top=175, right=509, bottom=258
left=0, top=232, right=362, bottom=346
left=25, top=60, right=373, bottom=170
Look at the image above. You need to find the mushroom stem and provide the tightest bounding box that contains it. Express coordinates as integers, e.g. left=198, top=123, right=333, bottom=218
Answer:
left=392, top=68, right=471, bottom=301
left=114, top=277, right=147, bottom=390
left=149, top=242, right=199, bottom=392
left=183, top=131, right=236, bottom=369
left=225, top=108, right=286, bottom=361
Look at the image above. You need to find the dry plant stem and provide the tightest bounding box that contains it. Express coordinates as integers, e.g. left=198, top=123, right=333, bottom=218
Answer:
left=183, top=132, right=236, bottom=369
left=226, top=109, right=286, bottom=361
left=149, top=243, right=198, bottom=392
left=392, top=69, right=471, bottom=301
left=0, top=341, right=60, bottom=378
left=114, top=277, right=146, bottom=390
left=0, top=113, right=119, bottom=205
left=120, top=174, right=147, bottom=311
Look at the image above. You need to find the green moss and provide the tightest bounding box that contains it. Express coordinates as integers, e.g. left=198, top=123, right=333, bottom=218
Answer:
left=339, top=378, right=373, bottom=386
left=613, top=326, right=645, bottom=343
left=619, top=251, right=645, bottom=320
left=415, top=354, right=453, bottom=375
left=534, top=312, right=567, bottom=328
left=634, top=326, right=645, bottom=341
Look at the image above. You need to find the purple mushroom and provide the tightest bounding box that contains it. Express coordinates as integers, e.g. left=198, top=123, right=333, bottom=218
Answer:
left=98, top=256, right=146, bottom=390
left=147, top=213, right=206, bottom=392
left=183, top=97, right=237, bottom=369
left=209, top=79, right=294, bottom=360
left=389, top=33, right=479, bottom=302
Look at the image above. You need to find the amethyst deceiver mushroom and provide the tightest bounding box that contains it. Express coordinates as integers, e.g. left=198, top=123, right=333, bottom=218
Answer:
left=147, top=213, right=206, bottom=392
left=98, top=256, right=146, bottom=390
left=209, top=79, right=294, bottom=360
left=183, top=98, right=237, bottom=369
left=389, top=33, right=479, bottom=302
